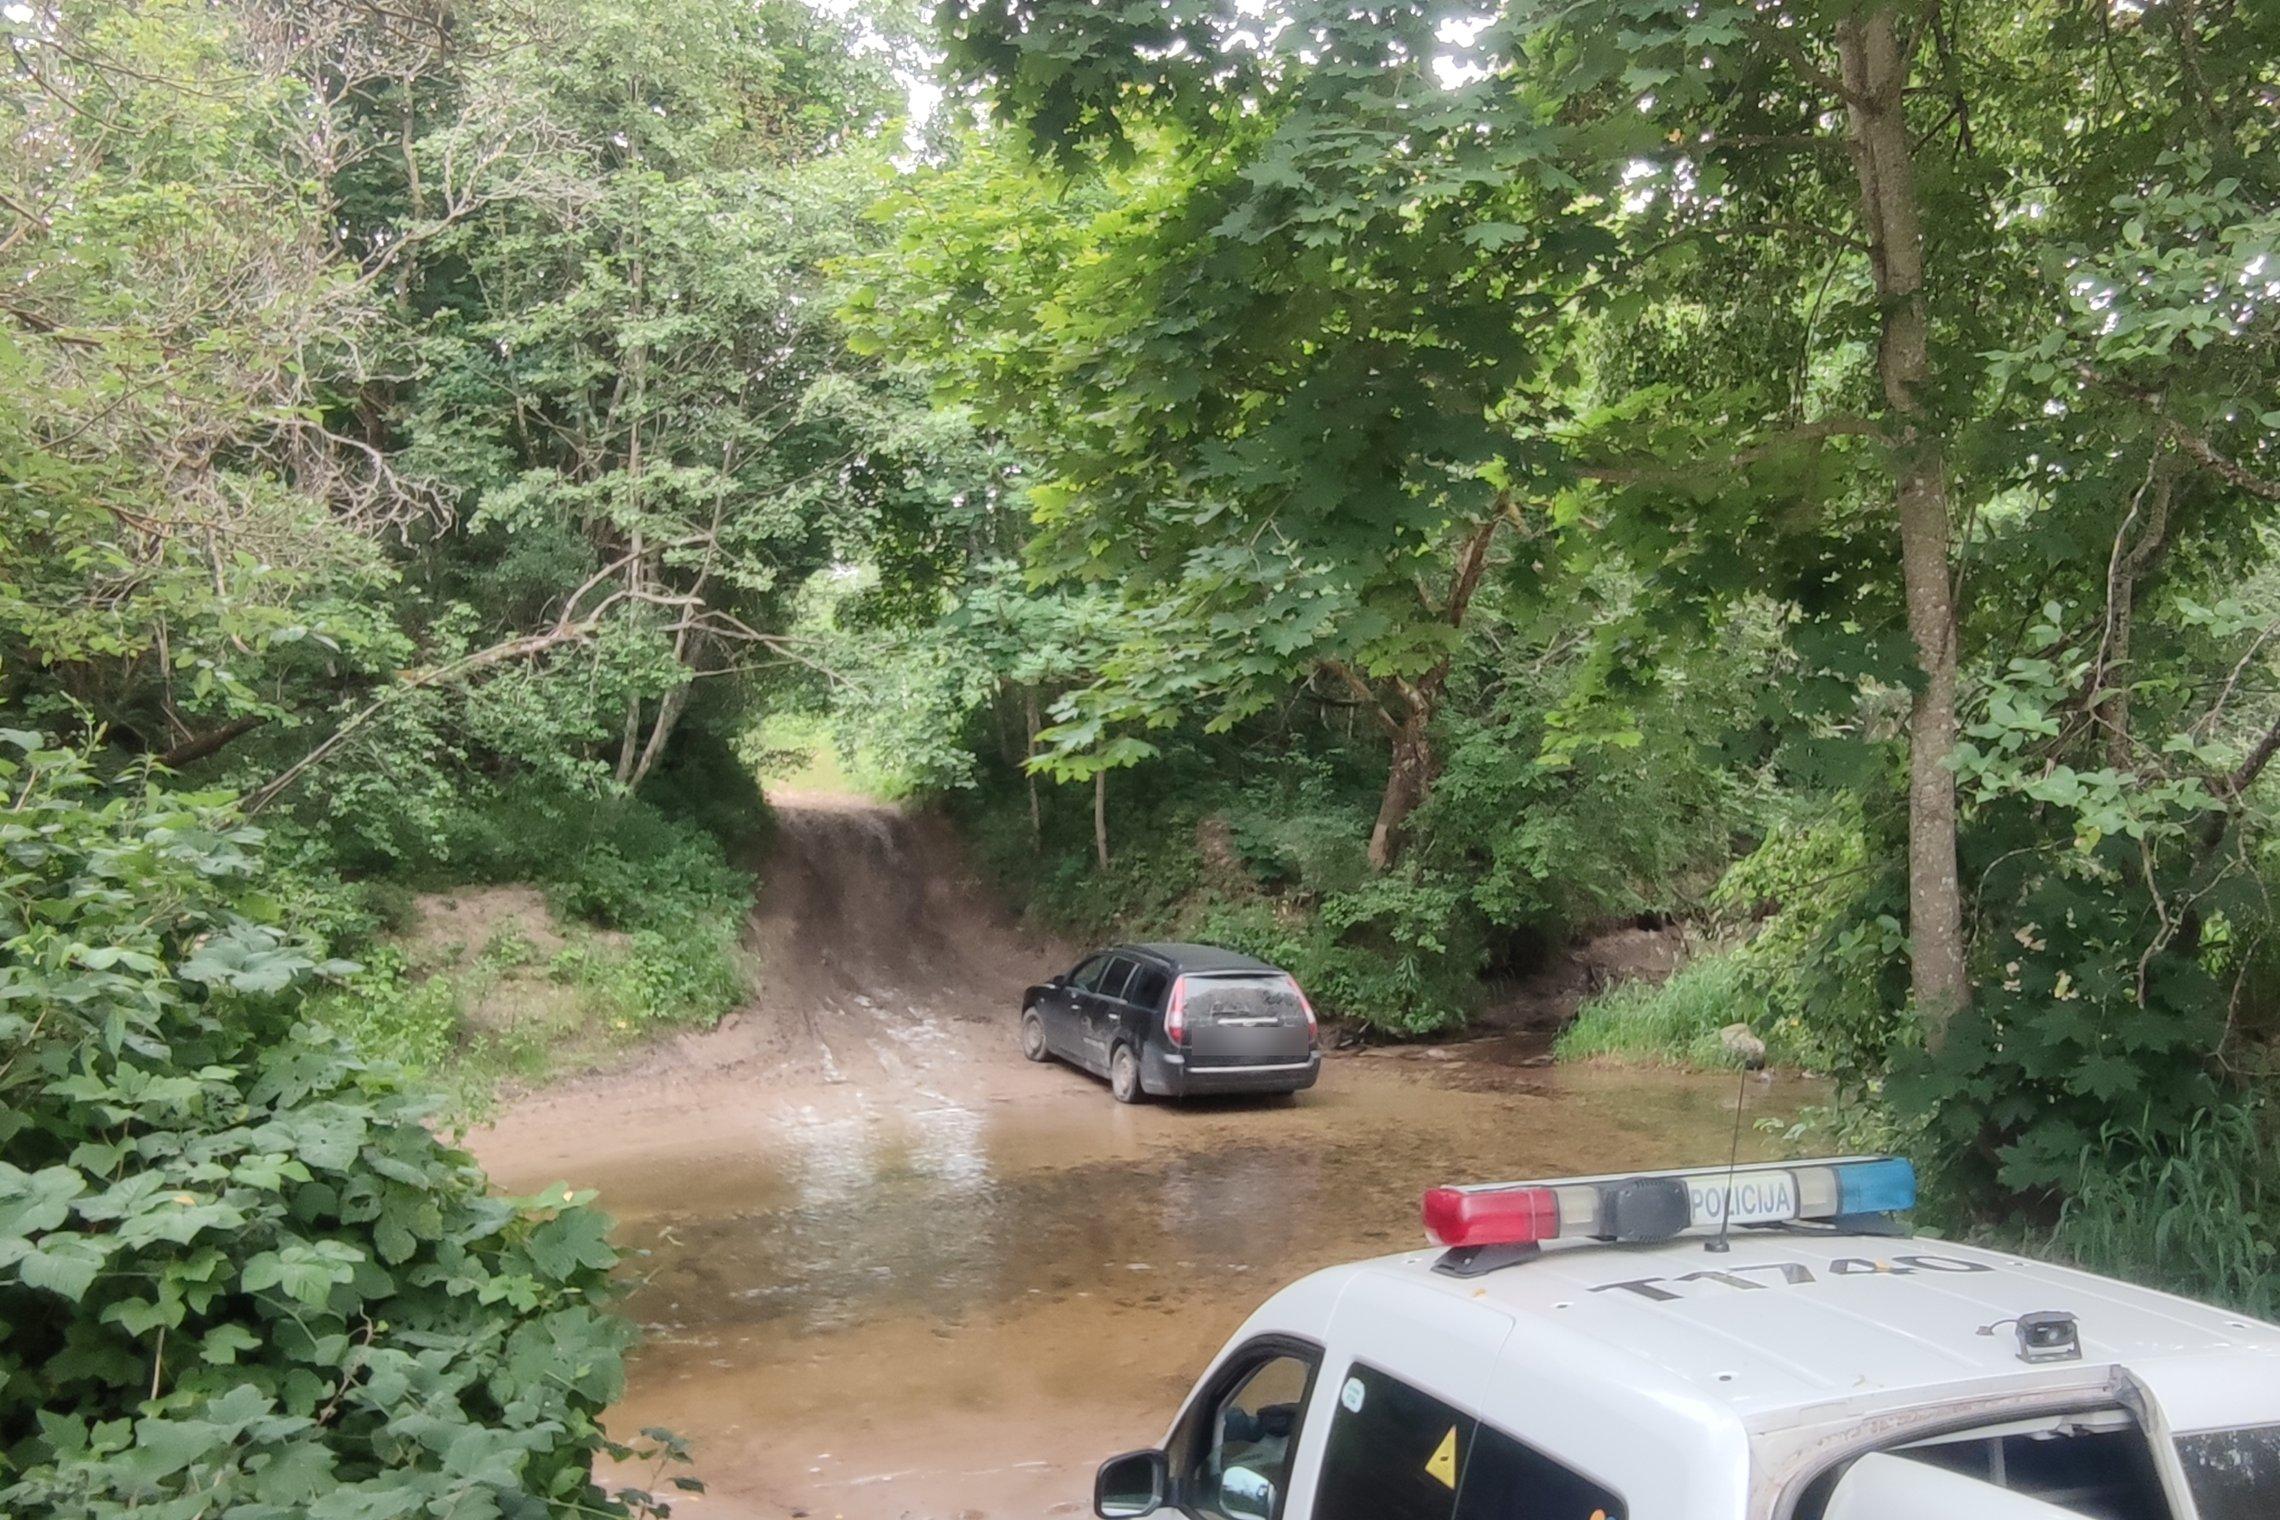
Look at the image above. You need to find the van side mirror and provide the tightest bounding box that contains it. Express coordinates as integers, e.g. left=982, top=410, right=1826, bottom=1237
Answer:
left=1095, top=1449, right=1167, bottom=1518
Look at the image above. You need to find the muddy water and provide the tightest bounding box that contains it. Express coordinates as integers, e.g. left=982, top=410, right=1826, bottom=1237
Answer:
left=506, top=1055, right=1810, bottom=1520
left=470, top=797, right=1813, bottom=1519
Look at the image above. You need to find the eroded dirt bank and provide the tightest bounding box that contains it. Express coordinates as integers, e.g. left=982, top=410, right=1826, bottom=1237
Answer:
left=471, top=793, right=1809, bottom=1520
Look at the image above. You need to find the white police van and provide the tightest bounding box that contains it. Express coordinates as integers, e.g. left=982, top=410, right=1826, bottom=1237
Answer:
left=1093, top=1157, right=2280, bottom=1520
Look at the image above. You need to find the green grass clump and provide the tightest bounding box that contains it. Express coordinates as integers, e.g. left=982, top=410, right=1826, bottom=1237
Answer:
left=2045, top=1104, right=2280, bottom=1319
left=1555, top=951, right=1786, bottom=1068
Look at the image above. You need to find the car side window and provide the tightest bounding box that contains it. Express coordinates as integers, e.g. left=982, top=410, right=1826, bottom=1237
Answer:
left=1126, top=965, right=1169, bottom=1010
left=1178, top=1346, right=1319, bottom=1520
left=1072, top=956, right=1112, bottom=992
left=1312, top=1363, right=1625, bottom=1520
left=1098, top=957, right=1136, bottom=1001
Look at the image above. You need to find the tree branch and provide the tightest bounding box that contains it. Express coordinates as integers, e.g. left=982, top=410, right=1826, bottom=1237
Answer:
left=155, top=716, right=265, bottom=770
left=1321, top=660, right=1402, bottom=740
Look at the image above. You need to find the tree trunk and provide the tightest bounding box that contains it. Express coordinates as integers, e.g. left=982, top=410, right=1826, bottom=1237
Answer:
left=1367, top=719, right=1435, bottom=872
left=613, top=529, right=646, bottom=785
left=614, top=695, right=642, bottom=785
left=626, top=682, right=686, bottom=790
left=1838, top=10, right=1970, bottom=1041
left=1024, top=686, right=1043, bottom=851
left=1093, top=769, right=1110, bottom=870
left=2096, top=464, right=2175, bottom=770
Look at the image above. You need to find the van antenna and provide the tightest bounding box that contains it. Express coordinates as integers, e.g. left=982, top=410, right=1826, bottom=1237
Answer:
left=1705, top=1061, right=1750, bottom=1254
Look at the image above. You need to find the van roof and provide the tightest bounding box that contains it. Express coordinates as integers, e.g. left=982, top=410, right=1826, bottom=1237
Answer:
left=1313, top=1231, right=2280, bottom=1426
left=1125, top=941, right=1280, bottom=974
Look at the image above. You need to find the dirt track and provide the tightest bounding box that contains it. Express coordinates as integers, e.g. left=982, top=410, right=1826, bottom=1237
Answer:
left=471, top=793, right=1806, bottom=1519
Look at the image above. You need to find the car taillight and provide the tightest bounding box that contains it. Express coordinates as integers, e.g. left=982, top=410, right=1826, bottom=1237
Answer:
left=1165, top=976, right=1188, bottom=1045
left=1422, top=1185, right=1560, bottom=1248
left=1283, top=974, right=1317, bottom=1040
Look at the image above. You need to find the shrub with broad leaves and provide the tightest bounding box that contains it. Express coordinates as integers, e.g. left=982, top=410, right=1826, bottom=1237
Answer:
left=0, top=734, right=687, bottom=1517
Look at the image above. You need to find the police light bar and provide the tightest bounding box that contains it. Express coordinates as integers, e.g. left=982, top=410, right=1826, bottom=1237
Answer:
left=1421, top=1156, right=1916, bottom=1255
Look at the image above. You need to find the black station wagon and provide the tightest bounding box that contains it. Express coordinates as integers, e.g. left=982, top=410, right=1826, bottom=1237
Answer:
left=1021, top=942, right=1321, bottom=1103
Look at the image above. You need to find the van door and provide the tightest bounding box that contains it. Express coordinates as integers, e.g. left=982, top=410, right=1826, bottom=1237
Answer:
left=1283, top=1271, right=1511, bottom=1520
left=1183, top=972, right=1311, bottom=1073
left=1163, top=1337, right=1323, bottom=1520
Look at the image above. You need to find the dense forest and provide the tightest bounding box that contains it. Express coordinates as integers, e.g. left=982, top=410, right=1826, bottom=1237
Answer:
left=3, top=0, right=2278, bottom=1511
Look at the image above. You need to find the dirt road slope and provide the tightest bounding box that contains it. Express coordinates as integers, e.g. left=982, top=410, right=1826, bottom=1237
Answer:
left=472, top=791, right=1077, bottom=1203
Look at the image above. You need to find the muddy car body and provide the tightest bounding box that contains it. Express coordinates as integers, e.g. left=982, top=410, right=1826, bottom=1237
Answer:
left=1022, top=942, right=1321, bottom=1102
left=1093, top=1156, right=2280, bottom=1520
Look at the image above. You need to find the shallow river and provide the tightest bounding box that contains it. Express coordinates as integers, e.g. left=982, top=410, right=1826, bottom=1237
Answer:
left=486, top=1046, right=1808, bottom=1519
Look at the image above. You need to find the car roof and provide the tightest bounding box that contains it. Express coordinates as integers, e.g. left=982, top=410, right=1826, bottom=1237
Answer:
left=1285, top=1231, right=2280, bottom=1429
left=1121, top=941, right=1279, bottom=974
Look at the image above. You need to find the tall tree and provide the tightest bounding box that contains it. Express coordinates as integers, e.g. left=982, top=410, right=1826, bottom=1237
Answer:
left=930, top=0, right=2280, bottom=1070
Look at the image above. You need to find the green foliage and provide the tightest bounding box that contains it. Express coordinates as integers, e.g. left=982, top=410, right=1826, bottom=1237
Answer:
left=916, top=0, right=2280, bottom=1292
left=1555, top=954, right=1781, bottom=1070
left=951, top=739, right=1488, bottom=1033
left=543, top=834, right=748, bottom=936
left=310, top=949, right=464, bottom=1076
left=607, top=928, right=749, bottom=1030
left=2044, top=1103, right=2280, bottom=1320
left=0, top=735, right=667, bottom=1517
left=302, top=775, right=757, bottom=1087
left=1422, top=588, right=1772, bottom=929
left=1706, top=804, right=1912, bottom=1083
left=1209, top=876, right=1484, bottom=1038
left=1891, top=596, right=2280, bottom=1200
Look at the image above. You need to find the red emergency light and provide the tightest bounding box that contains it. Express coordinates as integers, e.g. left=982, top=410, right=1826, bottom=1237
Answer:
left=1422, top=1185, right=1560, bottom=1248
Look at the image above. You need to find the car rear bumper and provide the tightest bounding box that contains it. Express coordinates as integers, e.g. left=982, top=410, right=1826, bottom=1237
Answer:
left=1143, top=1046, right=1321, bottom=1097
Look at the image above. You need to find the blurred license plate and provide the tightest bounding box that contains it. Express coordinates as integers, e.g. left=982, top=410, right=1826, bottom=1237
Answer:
left=1688, top=1171, right=1799, bottom=1227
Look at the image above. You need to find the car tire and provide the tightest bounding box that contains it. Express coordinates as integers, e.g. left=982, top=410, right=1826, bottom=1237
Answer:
left=1021, top=1008, right=1049, bottom=1063
left=1110, top=1044, right=1142, bottom=1104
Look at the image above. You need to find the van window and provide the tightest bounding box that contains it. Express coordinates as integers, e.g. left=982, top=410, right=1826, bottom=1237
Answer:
left=1097, top=958, right=1135, bottom=1000
left=1455, top=1423, right=1628, bottom=1520
left=1072, top=956, right=1113, bottom=992
left=1312, top=1364, right=1624, bottom=1520
left=1125, top=965, right=1169, bottom=1009
left=1181, top=1348, right=1318, bottom=1520
left=2175, top=1423, right=2280, bottom=1520
left=1790, top=1409, right=2167, bottom=1520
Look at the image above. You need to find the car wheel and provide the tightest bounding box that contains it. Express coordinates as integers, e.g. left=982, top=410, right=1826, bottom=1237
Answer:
left=1110, top=1044, right=1142, bottom=1104
left=1021, top=1008, right=1049, bottom=1063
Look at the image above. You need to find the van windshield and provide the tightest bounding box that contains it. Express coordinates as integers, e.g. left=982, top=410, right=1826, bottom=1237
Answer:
left=2175, top=1423, right=2280, bottom=1520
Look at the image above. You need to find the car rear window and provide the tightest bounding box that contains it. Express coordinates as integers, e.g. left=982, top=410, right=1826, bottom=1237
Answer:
left=1184, top=973, right=1296, bottom=1015
left=1311, top=1363, right=1625, bottom=1520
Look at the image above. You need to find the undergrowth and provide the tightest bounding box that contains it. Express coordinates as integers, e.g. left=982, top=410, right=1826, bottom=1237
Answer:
left=282, top=732, right=766, bottom=1099
left=2042, top=1104, right=2280, bottom=1319
left=951, top=743, right=1488, bottom=1034
left=1555, top=953, right=1779, bottom=1068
